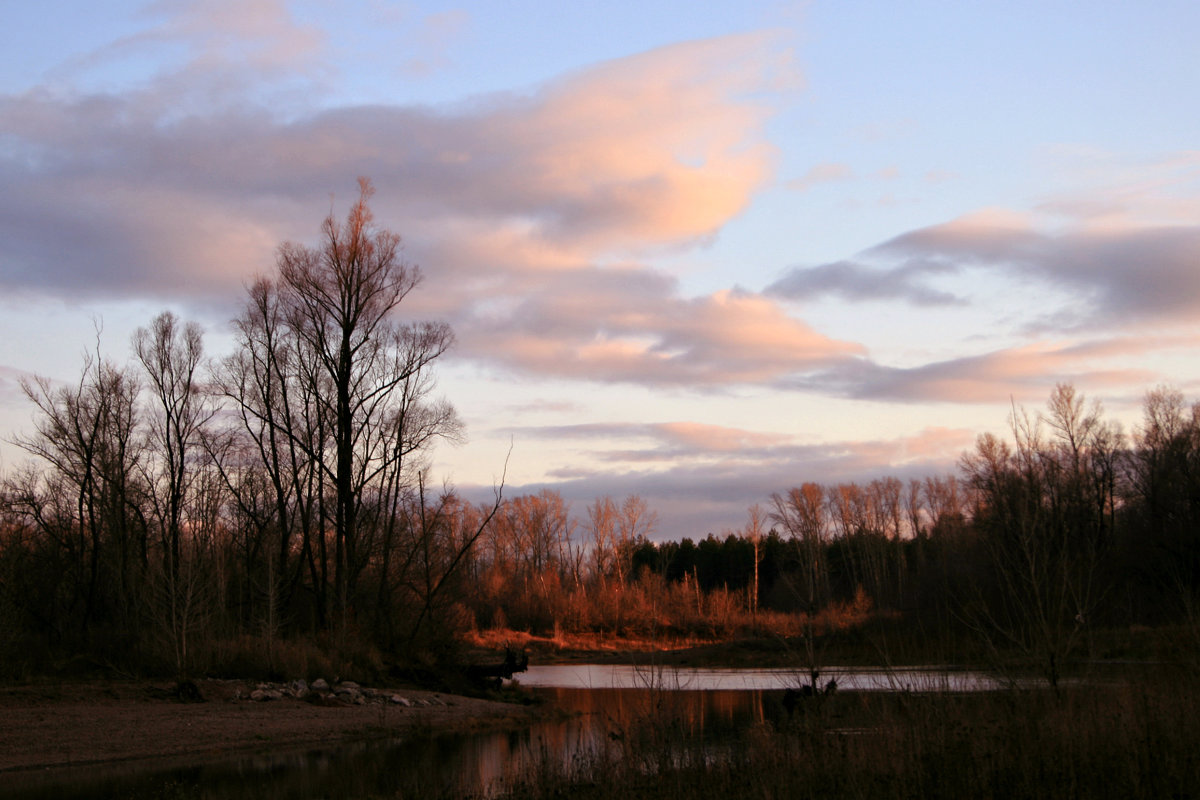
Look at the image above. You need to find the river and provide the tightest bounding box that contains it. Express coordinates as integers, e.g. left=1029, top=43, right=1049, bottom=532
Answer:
left=3, top=665, right=1007, bottom=799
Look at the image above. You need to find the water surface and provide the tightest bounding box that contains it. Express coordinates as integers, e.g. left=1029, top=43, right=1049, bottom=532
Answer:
left=519, top=663, right=1007, bottom=692
left=1, top=664, right=1009, bottom=798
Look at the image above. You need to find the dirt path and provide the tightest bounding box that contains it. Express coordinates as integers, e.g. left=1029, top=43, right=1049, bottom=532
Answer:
left=0, top=678, right=538, bottom=778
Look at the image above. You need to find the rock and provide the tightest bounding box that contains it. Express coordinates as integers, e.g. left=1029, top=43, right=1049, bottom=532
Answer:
left=290, top=679, right=309, bottom=699
left=391, top=695, right=412, bottom=707
left=250, top=689, right=283, bottom=702
left=333, top=681, right=362, bottom=701
left=311, top=678, right=329, bottom=691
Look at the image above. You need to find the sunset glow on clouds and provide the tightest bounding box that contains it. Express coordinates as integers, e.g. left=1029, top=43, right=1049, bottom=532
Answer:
left=2, top=0, right=1199, bottom=537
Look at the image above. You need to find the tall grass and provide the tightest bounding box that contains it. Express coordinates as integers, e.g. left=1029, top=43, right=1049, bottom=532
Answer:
left=495, top=666, right=1200, bottom=799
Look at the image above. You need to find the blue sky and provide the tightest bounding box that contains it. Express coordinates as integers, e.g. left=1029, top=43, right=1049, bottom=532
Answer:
left=2, top=1, right=1199, bottom=538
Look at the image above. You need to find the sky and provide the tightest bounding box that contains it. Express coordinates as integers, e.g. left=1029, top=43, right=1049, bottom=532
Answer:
left=2, top=0, right=1199, bottom=540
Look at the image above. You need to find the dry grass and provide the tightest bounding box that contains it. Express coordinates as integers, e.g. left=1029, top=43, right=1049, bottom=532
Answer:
left=462, top=589, right=879, bottom=661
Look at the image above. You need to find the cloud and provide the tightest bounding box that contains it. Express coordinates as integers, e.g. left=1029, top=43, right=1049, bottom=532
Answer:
left=785, top=162, right=852, bottom=191
left=793, top=205, right=1200, bottom=325
left=460, top=276, right=863, bottom=387
left=768, top=187, right=1200, bottom=342
left=49, top=0, right=328, bottom=112
left=655, top=421, right=788, bottom=452
left=795, top=336, right=1173, bottom=403
left=2, top=24, right=793, bottom=300
left=511, top=418, right=970, bottom=480
left=0, top=15, right=819, bottom=390
left=8, top=2, right=1196, bottom=412
left=766, top=259, right=963, bottom=306
left=513, top=420, right=791, bottom=460
left=878, top=214, right=1200, bottom=326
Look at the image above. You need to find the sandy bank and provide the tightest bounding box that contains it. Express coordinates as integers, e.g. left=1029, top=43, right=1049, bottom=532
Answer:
left=0, top=678, right=538, bottom=779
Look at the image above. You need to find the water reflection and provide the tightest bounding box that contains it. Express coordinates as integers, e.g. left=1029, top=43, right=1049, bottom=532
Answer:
left=2, top=687, right=767, bottom=800
left=520, top=663, right=1008, bottom=692
left=0, top=666, right=1009, bottom=799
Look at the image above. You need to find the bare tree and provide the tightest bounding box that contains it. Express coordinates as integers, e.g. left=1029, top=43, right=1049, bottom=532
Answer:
left=134, top=311, right=217, bottom=674
left=616, top=495, right=658, bottom=582
left=1130, top=386, right=1200, bottom=637
left=960, top=385, right=1120, bottom=688
left=587, top=496, right=620, bottom=589
left=11, top=344, right=143, bottom=638
left=226, top=178, right=459, bottom=633
left=770, top=483, right=832, bottom=688
left=134, top=311, right=212, bottom=582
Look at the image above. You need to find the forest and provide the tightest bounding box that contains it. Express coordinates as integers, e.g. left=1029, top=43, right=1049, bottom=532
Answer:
left=1, top=182, right=1198, bottom=685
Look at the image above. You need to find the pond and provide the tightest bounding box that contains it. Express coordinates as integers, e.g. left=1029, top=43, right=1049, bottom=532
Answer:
left=1, top=665, right=1009, bottom=799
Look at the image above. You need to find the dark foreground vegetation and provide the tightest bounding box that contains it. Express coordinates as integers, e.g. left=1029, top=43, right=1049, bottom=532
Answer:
left=0, top=181, right=1198, bottom=709
left=494, top=667, right=1200, bottom=800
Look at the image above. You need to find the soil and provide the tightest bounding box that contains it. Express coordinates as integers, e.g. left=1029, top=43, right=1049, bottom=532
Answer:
left=0, top=678, right=540, bottom=779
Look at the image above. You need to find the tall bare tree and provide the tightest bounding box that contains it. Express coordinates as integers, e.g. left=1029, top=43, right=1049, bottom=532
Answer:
left=227, top=178, right=458, bottom=632
left=134, top=311, right=216, bottom=673
left=11, top=348, right=143, bottom=637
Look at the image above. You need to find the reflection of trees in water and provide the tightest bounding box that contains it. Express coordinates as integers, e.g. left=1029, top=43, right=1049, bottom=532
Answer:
left=539, top=686, right=767, bottom=739
left=31, top=688, right=776, bottom=798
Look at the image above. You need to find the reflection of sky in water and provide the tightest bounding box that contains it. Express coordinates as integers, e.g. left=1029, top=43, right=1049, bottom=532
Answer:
left=518, top=664, right=1009, bottom=692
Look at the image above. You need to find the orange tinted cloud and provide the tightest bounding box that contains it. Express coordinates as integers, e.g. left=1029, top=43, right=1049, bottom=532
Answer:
left=462, top=277, right=863, bottom=387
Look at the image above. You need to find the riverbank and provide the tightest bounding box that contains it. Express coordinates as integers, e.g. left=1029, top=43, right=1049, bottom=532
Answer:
left=465, top=620, right=1193, bottom=671
left=0, top=677, right=540, bottom=783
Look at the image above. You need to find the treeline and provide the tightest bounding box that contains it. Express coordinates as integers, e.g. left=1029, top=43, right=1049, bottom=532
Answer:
left=1, top=187, right=1198, bottom=683
left=459, top=383, right=1200, bottom=684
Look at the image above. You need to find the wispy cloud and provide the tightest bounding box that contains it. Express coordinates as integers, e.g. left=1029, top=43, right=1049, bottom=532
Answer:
left=869, top=210, right=1200, bottom=326
left=785, top=162, right=853, bottom=191
left=513, top=420, right=791, bottom=460
left=770, top=197, right=1200, bottom=332
left=794, top=336, right=1179, bottom=403
left=766, top=259, right=963, bottom=306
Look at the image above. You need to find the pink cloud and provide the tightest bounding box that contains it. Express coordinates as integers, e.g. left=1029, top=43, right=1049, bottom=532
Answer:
left=0, top=25, right=801, bottom=391
left=461, top=278, right=862, bottom=387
